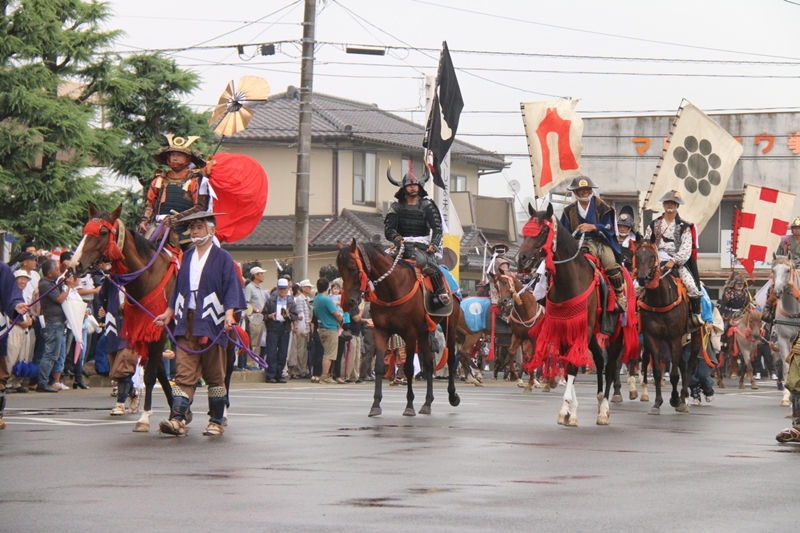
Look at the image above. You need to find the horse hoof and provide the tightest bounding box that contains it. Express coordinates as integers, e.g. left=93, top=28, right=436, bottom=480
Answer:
left=611, top=394, right=623, bottom=403
left=368, top=407, right=382, bottom=417
left=566, top=417, right=579, bottom=427
left=449, top=395, right=460, bottom=407
left=676, top=403, right=689, bottom=413
left=640, top=394, right=649, bottom=402
left=648, top=407, right=660, bottom=415
left=523, top=387, right=532, bottom=394
left=738, top=383, right=745, bottom=390
left=557, top=413, right=566, bottom=425
left=132, top=422, right=150, bottom=433
left=516, top=379, right=525, bottom=388
left=751, top=384, right=759, bottom=390
left=629, top=391, right=638, bottom=400
left=402, top=408, right=416, bottom=417
left=419, top=405, right=431, bottom=415
left=596, top=415, right=609, bottom=426
left=719, top=382, right=726, bottom=389
left=543, top=385, right=551, bottom=393
left=669, top=397, right=680, bottom=408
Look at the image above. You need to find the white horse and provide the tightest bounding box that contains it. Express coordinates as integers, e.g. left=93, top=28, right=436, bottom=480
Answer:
left=770, top=258, right=798, bottom=407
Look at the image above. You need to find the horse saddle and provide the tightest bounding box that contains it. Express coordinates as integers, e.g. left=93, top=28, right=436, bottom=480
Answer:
left=585, top=254, right=618, bottom=336
left=422, top=281, right=454, bottom=316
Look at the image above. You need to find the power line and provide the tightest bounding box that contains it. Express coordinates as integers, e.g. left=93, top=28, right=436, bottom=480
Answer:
left=408, top=0, right=800, bottom=62
left=115, top=15, right=299, bottom=25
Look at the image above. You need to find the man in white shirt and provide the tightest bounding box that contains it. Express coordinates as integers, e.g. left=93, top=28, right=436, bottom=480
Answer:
left=243, top=266, right=266, bottom=370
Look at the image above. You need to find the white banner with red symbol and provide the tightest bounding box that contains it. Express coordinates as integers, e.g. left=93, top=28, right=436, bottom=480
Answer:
left=521, top=100, right=583, bottom=197
left=734, top=184, right=795, bottom=276
left=643, top=102, right=743, bottom=234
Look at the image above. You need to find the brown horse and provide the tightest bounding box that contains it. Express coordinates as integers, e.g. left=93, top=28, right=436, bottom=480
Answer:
left=634, top=242, right=702, bottom=415
left=516, top=203, right=637, bottom=426
left=337, top=239, right=461, bottom=417
left=491, top=271, right=543, bottom=392
left=72, top=204, right=175, bottom=432
left=721, top=305, right=763, bottom=390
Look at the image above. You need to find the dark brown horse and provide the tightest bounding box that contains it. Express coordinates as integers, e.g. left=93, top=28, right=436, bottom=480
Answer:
left=634, top=242, right=702, bottom=414
left=337, top=239, right=461, bottom=417
left=516, top=203, right=637, bottom=426
left=720, top=305, right=762, bottom=390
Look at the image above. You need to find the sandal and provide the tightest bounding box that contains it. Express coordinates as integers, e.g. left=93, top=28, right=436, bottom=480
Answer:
left=775, top=427, right=800, bottom=443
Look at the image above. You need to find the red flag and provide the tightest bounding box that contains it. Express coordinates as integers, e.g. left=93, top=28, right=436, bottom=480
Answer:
left=208, top=153, right=268, bottom=243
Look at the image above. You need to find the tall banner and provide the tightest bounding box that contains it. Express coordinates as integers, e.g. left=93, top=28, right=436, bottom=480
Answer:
left=643, top=102, right=743, bottom=233
left=521, top=99, right=583, bottom=197
left=734, top=184, right=795, bottom=276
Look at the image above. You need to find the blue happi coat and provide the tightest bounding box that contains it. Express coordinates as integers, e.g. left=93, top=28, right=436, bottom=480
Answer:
left=169, top=245, right=246, bottom=347
left=99, top=279, right=125, bottom=353
left=0, top=262, right=25, bottom=356
left=560, top=196, right=622, bottom=261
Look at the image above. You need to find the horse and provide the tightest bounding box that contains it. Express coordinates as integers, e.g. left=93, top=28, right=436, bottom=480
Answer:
left=336, top=239, right=461, bottom=417
left=720, top=305, right=763, bottom=390
left=491, top=271, right=544, bottom=392
left=515, top=203, right=638, bottom=426
left=633, top=241, right=703, bottom=415
left=770, top=257, right=799, bottom=407
left=72, top=204, right=175, bottom=432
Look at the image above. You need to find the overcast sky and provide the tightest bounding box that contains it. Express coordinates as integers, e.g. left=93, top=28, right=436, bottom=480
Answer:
left=105, top=0, right=800, bottom=211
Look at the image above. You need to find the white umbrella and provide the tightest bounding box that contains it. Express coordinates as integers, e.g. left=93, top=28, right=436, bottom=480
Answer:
left=61, top=292, right=87, bottom=364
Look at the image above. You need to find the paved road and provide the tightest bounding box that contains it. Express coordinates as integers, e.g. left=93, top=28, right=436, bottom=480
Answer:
left=1, top=375, right=796, bottom=532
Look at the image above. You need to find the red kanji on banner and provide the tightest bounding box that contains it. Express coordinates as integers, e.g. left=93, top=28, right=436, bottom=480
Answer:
left=771, top=218, right=789, bottom=236
left=760, top=187, right=779, bottom=203
left=535, top=108, right=579, bottom=189
left=748, top=245, right=768, bottom=262
left=740, top=212, right=757, bottom=229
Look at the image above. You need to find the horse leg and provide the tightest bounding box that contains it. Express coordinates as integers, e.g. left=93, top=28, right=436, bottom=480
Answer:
left=640, top=352, right=650, bottom=402
left=446, top=318, right=461, bottom=408
left=134, top=355, right=158, bottom=433
left=403, top=339, right=417, bottom=416
left=612, top=358, right=623, bottom=403
left=559, top=366, right=579, bottom=427
left=671, top=338, right=689, bottom=413
left=646, top=336, right=663, bottom=414
left=369, top=331, right=388, bottom=417
left=419, top=335, right=434, bottom=415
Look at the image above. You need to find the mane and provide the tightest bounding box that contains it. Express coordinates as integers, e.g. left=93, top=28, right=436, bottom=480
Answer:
left=131, top=228, right=156, bottom=260
left=359, top=241, right=390, bottom=261
left=552, top=216, right=579, bottom=259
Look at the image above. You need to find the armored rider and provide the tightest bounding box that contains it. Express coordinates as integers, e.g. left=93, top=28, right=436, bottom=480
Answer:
left=560, top=175, right=628, bottom=311
left=384, top=162, right=450, bottom=307
left=718, top=273, right=749, bottom=322
left=138, top=134, right=211, bottom=251
left=616, top=210, right=638, bottom=273
left=153, top=211, right=246, bottom=437
left=643, top=190, right=704, bottom=328
left=777, top=216, right=800, bottom=266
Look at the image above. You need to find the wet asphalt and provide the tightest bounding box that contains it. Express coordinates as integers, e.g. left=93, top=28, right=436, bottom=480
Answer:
left=1, top=374, right=796, bottom=533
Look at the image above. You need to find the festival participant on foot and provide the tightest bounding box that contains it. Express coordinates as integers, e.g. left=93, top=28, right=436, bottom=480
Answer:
left=99, top=276, right=138, bottom=415
left=0, top=261, right=30, bottom=429
left=643, top=190, right=704, bottom=328
left=137, top=134, right=210, bottom=252
left=153, top=212, right=245, bottom=437
left=384, top=162, right=450, bottom=308
left=560, top=175, right=628, bottom=311
left=777, top=216, right=800, bottom=266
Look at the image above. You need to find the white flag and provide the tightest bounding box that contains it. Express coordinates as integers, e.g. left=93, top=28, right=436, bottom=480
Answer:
left=521, top=100, right=583, bottom=197
left=735, top=184, right=795, bottom=272
left=644, top=102, right=743, bottom=233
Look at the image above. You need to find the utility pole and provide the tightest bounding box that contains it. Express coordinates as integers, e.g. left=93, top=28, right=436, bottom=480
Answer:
left=292, top=0, right=316, bottom=282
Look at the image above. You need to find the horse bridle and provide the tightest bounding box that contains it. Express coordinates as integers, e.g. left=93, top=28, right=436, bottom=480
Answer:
left=634, top=242, right=661, bottom=290
left=81, top=217, right=127, bottom=272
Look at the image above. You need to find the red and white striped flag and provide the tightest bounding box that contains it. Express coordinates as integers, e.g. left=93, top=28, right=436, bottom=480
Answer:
left=734, top=184, right=795, bottom=276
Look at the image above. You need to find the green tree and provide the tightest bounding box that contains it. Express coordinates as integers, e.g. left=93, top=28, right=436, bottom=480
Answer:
left=102, top=53, right=216, bottom=228
left=0, top=0, right=122, bottom=248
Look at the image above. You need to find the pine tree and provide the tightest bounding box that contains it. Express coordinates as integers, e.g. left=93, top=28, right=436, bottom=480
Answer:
left=0, top=0, right=122, bottom=248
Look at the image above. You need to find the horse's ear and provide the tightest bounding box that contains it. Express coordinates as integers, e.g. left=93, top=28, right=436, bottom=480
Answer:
left=110, top=203, right=123, bottom=221
left=88, top=202, right=98, bottom=218
left=337, top=241, right=344, bottom=250
left=545, top=202, right=553, bottom=219
left=527, top=202, right=536, bottom=218
left=350, top=238, right=358, bottom=252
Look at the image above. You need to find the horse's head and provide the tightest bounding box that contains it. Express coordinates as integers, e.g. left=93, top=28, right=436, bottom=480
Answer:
left=772, top=256, right=793, bottom=298
left=745, top=306, right=763, bottom=342
left=336, top=239, right=368, bottom=311
left=488, top=271, right=515, bottom=318
left=516, top=202, right=553, bottom=271
left=634, top=242, right=660, bottom=289
left=73, top=203, right=124, bottom=277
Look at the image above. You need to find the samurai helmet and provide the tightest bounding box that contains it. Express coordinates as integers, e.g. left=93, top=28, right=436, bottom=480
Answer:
left=658, top=190, right=685, bottom=205
left=566, top=174, right=598, bottom=191
left=387, top=159, right=429, bottom=189
left=617, top=206, right=636, bottom=228
left=791, top=216, right=800, bottom=228
left=153, top=134, right=207, bottom=168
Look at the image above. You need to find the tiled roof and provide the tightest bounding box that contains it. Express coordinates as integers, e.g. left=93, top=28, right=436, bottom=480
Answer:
left=226, top=88, right=507, bottom=170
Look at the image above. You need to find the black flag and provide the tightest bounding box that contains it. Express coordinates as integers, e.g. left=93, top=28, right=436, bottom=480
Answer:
left=423, top=41, right=463, bottom=189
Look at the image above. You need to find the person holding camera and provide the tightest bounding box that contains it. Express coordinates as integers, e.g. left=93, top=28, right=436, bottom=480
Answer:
left=263, top=278, right=298, bottom=383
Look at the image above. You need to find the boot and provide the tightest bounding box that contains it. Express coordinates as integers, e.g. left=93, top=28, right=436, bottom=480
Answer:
left=431, top=271, right=450, bottom=307
left=608, top=269, right=627, bottom=312
left=0, top=393, right=6, bottom=430
left=689, top=297, right=704, bottom=329
left=776, top=395, right=800, bottom=442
